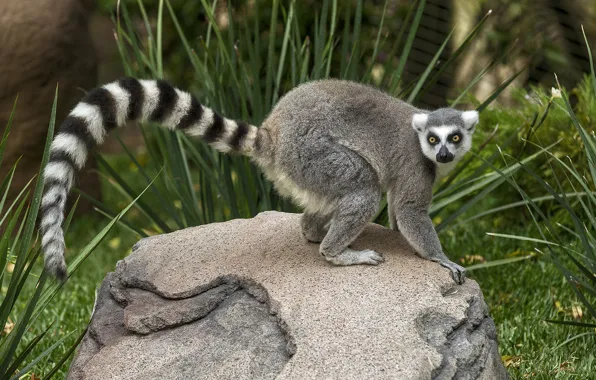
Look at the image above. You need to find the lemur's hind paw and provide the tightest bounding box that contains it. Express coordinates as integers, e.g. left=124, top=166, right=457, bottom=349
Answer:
left=326, top=249, right=385, bottom=266
left=439, top=260, right=466, bottom=284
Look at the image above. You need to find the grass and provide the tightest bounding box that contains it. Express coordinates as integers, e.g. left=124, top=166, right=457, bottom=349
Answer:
left=443, top=221, right=596, bottom=379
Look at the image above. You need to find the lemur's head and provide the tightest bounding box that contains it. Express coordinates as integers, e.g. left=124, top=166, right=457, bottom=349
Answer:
left=412, top=108, right=479, bottom=165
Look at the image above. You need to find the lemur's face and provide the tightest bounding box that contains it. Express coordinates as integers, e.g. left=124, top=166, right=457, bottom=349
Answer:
left=411, top=108, right=479, bottom=165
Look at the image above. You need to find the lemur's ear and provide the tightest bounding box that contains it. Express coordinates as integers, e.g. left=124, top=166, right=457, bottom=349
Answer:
left=461, top=110, right=479, bottom=131
left=412, top=113, right=429, bottom=133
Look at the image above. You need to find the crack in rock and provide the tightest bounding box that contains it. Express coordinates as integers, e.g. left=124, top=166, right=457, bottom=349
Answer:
left=120, top=284, right=238, bottom=334
left=68, top=273, right=294, bottom=379
left=415, top=296, right=510, bottom=380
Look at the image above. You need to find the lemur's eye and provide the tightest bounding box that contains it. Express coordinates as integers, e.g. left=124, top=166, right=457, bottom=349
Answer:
left=428, top=136, right=437, bottom=144
left=452, top=135, right=461, bottom=143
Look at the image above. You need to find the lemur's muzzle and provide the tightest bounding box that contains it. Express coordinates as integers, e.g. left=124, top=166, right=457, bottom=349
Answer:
left=437, top=146, right=454, bottom=163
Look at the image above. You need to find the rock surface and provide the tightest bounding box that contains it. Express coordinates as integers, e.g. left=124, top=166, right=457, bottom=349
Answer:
left=68, top=211, right=509, bottom=380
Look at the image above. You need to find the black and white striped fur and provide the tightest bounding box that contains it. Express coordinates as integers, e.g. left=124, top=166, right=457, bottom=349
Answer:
left=41, top=78, right=258, bottom=281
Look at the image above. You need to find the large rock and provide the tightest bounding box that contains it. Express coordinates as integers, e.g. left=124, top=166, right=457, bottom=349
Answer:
left=69, top=212, right=508, bottom=380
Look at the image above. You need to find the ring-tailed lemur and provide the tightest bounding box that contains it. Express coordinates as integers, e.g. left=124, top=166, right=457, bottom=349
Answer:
left=41, top=78, right=478, bottom=284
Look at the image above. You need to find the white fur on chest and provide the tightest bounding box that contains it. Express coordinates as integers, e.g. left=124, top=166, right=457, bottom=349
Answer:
left=435, top=160, right=458, bottom=182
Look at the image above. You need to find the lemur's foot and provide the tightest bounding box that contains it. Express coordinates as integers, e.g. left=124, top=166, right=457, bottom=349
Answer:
left=325, top=249, right=385, bottom=266
left=439, top=260, right=466, bottom=285
left=302, top=228, right=327, bottom=243
left=301, top=213, right=329, bottom=243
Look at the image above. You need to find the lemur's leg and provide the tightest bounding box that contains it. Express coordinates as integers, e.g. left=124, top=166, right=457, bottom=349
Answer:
left=276, top=132, right=382, bottom=265
left=393, top=205, right=466, bottom=284
left=301, top=212, right=332, bottom=243
left=387, top=190, right=398, bottom=231
left=319, top=189, right=384, bottom=266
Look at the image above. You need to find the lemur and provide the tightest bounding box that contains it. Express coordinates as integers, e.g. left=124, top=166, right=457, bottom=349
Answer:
left=40, top=78, right=478, bottom=284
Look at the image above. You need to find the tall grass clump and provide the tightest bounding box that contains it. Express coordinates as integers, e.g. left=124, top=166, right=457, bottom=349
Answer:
left=488, top=30, right=596, bottom=356
left=490, top=28, right=596, bottom=342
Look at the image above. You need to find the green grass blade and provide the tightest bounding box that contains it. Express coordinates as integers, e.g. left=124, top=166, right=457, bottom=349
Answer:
left=485, top=233, right=559, bottom=246
left=407, top=28, right=454, bottom=103
left=431, top=141, right=557, bottom=213
left=581, top=25, right=596, bottom=97
left=512, top=155, right=594, bottom=260
left=348, top=0, right=363, bottom=79
left=0, top=96, right=17, bottom=168
left=420, top=9, right=492, bottom=101
left=0, top=162, right=28, bottom=223
left=93, top=207, right=145, bottom=238
left=555, top=76, right=596, bottom=188
left=41, top=328, right=87, bottom=380
left=436, top=174, right=505, bottom=231
left=15, top=85, right=58, bottom=266
left=264, top=0, right=279, bottom=107
left=466, top=254, right=535, bottom=271
left=0, top=193, right=29, bottom=286
left=0, top=87, right=58, bottom=374
left=550, top=331, right=596, bottom=350
left=476, top=69, right=525, bottom=112
left=273, top=1, right=295, bottom=104
left=96, top=155, right=172, bottom=232
left=112, top=132, right=183, bottom=226
left=339, top=2, right=352, bottom=78
left=73, top=188, right=147, bottom=238
left=323, top=0, right=338, bottom=78
left=156, top=0, right=164, bottom=77
left=10, top=329, right=74, bottom=380
left=137, top=0, right=156, bottom=63
left=459, top=192, right=594, bottom=225
left=63, top=171, right=160, bottom=279
left=390, top=0, right=426, bottom=93
left=4, top=322, right=53, bottom=377
left=0, top=271, right=48, bottom=376
left=362, top=0, right=389, bottom=83
left=34, top=170, right=163, bottom=316
left=175, top=133, right=201, bottom=222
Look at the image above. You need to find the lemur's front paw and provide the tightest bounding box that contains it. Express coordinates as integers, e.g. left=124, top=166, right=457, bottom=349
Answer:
left=302, top=229, right=326, bottom=243
left=439, top=260, right=466, bottom=284
left=326, top=249, right=385, bottom=266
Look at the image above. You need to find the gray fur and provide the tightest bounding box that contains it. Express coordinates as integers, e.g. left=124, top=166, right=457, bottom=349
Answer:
left=254, top=80, right=478, bottom=284
left=426, top=108, right=465, bottom=128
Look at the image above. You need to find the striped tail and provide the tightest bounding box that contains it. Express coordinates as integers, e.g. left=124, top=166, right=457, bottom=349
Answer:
left=40, top=77, right=259, bottom=281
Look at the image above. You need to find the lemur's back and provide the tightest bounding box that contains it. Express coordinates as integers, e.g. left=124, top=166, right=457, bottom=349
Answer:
left=257, top=79, right=425, bottom=189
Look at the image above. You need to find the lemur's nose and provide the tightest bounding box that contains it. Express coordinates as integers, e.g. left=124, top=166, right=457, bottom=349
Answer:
left=437, top=146, right=454, bottom=163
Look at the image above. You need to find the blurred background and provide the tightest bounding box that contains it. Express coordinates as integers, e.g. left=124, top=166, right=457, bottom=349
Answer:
left=0, top=0, right=595, bottom=378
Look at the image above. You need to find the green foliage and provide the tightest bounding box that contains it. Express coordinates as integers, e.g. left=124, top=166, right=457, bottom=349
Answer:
left=441, top=221, right=596, bottom=378
left=100, top=0, right=414, bottom=85
left=491, top=34, right=596, bottom=343
left=490, top=79, right=594, bottom=196
left=524, top=92, right=595, bottom=326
